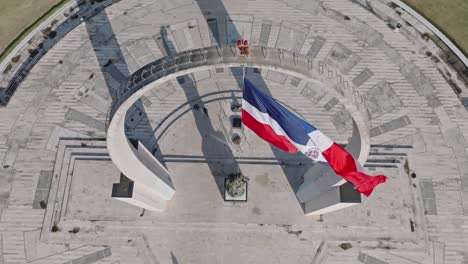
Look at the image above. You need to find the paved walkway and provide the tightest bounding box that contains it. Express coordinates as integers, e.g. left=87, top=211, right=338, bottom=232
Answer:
left=0, top=0, right=467, bottom=263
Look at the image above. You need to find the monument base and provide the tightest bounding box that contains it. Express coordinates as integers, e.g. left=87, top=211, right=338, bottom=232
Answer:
left=303, top=182, right=361, bottom=215
left=224, top=178, right=248, bottom=202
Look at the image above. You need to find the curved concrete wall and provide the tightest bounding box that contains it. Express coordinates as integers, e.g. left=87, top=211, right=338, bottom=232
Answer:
left=106, top=46, right=371, bottom=210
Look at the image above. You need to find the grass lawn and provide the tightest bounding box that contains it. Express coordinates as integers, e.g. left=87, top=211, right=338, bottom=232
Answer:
left=403, top=0, right=468, bottom=56
left=0, top=0, right=68, bottom=62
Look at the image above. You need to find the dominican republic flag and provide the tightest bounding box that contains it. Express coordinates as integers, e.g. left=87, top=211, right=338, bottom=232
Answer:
left=241, top=79, right=387, bottom=196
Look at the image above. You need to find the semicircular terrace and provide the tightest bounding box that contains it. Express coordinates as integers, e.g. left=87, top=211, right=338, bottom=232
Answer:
left=107, top=45, right=370, bottom=211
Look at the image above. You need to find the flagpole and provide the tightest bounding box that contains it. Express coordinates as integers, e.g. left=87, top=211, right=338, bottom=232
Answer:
left=242, top=64, right=245, bottom=95
left=242, top=65, right=245, bottom=84
left=240, top=65, right=245, bottom=177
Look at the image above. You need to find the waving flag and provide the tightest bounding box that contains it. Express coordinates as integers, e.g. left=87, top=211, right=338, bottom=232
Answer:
left=241, top=79, right=386, bottom=196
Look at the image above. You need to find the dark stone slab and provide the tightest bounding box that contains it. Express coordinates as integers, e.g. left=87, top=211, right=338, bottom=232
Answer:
left=421, top=179, right=437, bottom=215
left=32, top=190, right=49, bottom=209
left=421, top=180, right=436, bottom=198
left=259, top=21, right=272, bottom=47
left=370, top=115, right=411, bottom=137
left=358, top=253, right=388, bottom=264
left=323, top=97, right=339, bottom=111
left=36, top=170, right=53, bottom=189
left=65, top=247, right=111, bottom=264
left=423, top=198, right=437, bottom=215
left=365, top=81, right=402, bottom=118
left=462, top=177, right=468, bottom=215
left=341, top=54, right=361, bottom=74
left=300, top=82, right=327, bottom=103
left=331, top=109, right=353, bottom=134
left=352, top=68, right=374, bottom=87
left=65, top=108, right=105, bottom=131
left=290, top=77, right=302, bottom=87
left=380, top=115, right=411, bottom=133
left=370, top=127, right=383, bottom=137
left=207, top=18, right=220, bottom=45
left=326, top=43, right=361, bottom=74
left=0, top=187, right=10, bottom=205
left=358, top=252, right=367, bottom=263
left=366, top=256, right=388, bottom=264
left=33, top=170, right=53, bottom=209
left=327, top=43, right=352, bottom=63
left=307, top=37, right=326, bottom=59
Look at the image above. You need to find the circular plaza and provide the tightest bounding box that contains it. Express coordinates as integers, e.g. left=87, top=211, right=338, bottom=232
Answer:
left=0, top=0, right=467, bottom=263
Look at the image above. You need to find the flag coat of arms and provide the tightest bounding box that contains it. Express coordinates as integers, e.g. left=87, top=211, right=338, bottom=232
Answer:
left=241, top=79, right=386, bottom=197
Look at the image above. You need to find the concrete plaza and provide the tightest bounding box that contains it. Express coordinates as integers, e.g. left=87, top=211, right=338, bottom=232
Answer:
left=0, top=0, right=467, bottom=263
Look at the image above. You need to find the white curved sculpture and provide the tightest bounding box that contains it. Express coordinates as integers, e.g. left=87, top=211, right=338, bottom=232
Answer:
left=106, top=46, right=371, bottom=212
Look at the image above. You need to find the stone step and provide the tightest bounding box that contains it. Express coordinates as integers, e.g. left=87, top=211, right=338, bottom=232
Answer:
left=28, top=245, right=111, bottom=264
left=41, top=138, right=110, bottom=238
